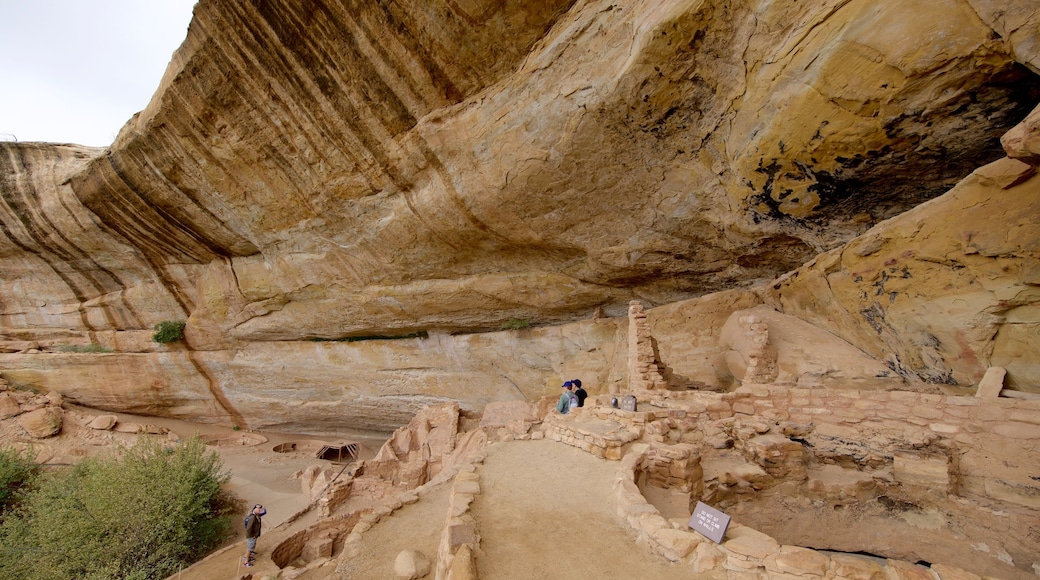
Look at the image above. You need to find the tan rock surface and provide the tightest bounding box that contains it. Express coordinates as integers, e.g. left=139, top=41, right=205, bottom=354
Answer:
left=0, top=0, right=1038, bottom=434
left=0, top=393, right=20, bottom=419
left=719, top=305, right=899, bottom=389
left=1002, top=103, right=1040, bottom=163
left=762, top=159, right=1040, bottom=389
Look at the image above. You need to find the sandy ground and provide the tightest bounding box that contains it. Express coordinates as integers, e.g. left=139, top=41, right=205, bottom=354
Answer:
left=472, top=439, right=713, bottom=580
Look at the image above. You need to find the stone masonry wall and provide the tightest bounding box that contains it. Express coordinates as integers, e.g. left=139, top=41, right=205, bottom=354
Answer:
left=627, top=301, right=668, bottom=392
left=598, top=386, right=1040, bottom=509
left=614, top=448, right=991, bottom=579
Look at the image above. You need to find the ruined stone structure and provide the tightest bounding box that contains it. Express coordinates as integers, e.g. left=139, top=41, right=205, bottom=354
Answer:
left=627, top=300, right=669, bottom=392
left=543, top=386, right=1040, bottom=578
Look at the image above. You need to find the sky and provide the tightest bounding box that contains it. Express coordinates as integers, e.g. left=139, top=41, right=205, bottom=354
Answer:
left=0, top=0, right=198, bottom=147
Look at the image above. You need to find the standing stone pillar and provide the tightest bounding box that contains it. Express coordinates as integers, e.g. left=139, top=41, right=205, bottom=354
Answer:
left=628, top=301, right=668, bottom=391
left=742, top=314, right=778, bottom=384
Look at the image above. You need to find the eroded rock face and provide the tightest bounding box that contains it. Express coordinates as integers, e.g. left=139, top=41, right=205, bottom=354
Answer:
left=0, top=0, right=1039, bottom=430
left=4, top=0, right=1039, bottom=340
left=761, top=158, right=1040, bottom=388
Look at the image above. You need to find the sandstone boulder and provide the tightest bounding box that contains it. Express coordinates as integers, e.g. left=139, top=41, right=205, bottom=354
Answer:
left=478, top=400, right=538, bottom=436
left=0, top=393, right=21, bottom=419
left=1002, top=103, right=1040, bottom=164
left=18, top=407, right=62, bottom=438
left=723, top=524, right=780, bottom=559
left=975, top=367, right=1007, bottom=399
left=87, top=415, right=119, bottom=430
left=769, top=545, right=831, bottom=577
left=689, top=542, right=726, bottom=574
left=393, top=550, right=431, bottom=579
left=44, top=390, right=63, bottom=407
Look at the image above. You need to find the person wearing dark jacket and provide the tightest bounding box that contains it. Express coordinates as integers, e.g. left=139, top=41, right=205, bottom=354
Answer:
left=572, top=379, right=588, bottom=407
left=243, top=504, right=266, bottom=567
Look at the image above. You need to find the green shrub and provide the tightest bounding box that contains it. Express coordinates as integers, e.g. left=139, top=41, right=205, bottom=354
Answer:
left=502, top=318, right=530, bottom=330
left=310, top=330, right=429, bottom=342
left=151, top=321, right=186, bottom=344
left=55, top=344, right=112, bottom=353
left=0, top=436, right=234, bottom=580
left=0, top=447, right=37, bottom=513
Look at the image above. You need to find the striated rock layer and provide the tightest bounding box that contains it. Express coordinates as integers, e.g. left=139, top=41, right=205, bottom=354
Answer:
left=1, top=0, right=1039, bottom=431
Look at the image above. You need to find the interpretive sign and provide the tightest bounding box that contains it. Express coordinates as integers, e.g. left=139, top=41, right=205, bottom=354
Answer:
left=620, top=395, right=638, bottom=412
left=688, top=501, right=730, bottom=543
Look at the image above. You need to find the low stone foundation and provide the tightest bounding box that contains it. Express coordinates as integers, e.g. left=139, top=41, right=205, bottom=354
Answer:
left=434, top=467, right=482, bottom=580
left=543, top=409, right=642, bottom=459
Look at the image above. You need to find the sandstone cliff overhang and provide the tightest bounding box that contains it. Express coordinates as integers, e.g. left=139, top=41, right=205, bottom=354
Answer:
left=2, top=0, right=1038, bottom=342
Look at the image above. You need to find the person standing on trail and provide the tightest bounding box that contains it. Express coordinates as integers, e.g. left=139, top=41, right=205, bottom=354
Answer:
left=556, top=381, right=577, bottom=414
left=572, top=379, right=587, bottom=408
left=243, top=504, right=266, bottom=567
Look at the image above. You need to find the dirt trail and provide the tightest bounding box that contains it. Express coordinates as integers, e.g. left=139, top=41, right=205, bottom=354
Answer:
left=472, top=439, right=706, bottom=580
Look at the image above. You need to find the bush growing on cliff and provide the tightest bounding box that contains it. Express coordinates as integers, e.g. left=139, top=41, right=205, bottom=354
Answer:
left=502, top=318, right=530, bottom=330
left=0, top=436, right=234, bottom=580
left=151, top=320, right=186, bottom=344
left=55, top=344, right=112, bottom=353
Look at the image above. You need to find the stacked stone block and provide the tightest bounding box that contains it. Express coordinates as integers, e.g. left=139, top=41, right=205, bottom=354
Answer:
left=435, top=467, right=481, bottom=580
left=640, top=443, right=704, bottom=514
left=641, top=443, right=704, bottom=494
left=739, top=314, right=777, bottom=384
left=627, top=301, right=668, bottom=391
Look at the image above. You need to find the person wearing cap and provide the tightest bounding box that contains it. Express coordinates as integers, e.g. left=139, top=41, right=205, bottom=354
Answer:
left=572, top=379, right=587, bottom=407
left=556, top=381, right=578, bottom=414
left=243, top=503, right=266, bottom=567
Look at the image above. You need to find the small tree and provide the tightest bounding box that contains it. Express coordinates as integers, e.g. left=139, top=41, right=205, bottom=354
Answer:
left=151, top=321, right=186, bottom=344
left=0, top=436, right=234, bottom=580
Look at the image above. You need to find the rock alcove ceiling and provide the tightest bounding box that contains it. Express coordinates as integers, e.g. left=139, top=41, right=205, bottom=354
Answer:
left=1, top=0, right=1039, bottom=578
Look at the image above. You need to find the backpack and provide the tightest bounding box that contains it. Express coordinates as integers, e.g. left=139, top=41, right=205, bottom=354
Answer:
left=244, top=514, right=252, bottom=529
left=568, top=392, right=579, bottom=409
